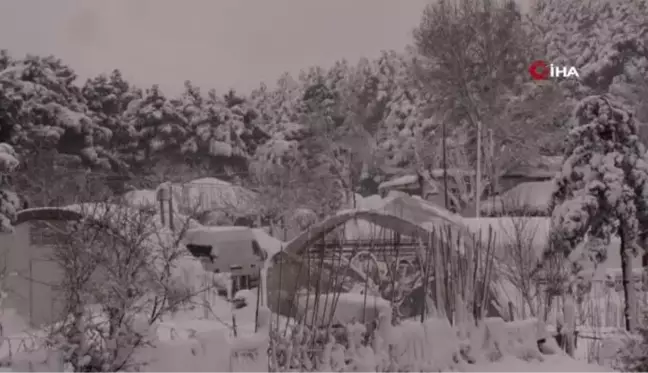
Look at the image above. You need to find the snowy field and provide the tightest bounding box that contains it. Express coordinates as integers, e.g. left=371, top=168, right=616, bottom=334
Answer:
left=466, top=355, right=609, bottom=372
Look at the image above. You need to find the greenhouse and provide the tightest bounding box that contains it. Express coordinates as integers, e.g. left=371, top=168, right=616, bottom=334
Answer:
left=265, top=195, right=506, bottom=326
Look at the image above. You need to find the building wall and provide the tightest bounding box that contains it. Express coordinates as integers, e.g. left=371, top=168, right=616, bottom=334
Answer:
left=0, top=222, right=66, bottom=329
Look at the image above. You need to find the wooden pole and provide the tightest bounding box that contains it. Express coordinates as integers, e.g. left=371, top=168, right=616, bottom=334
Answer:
left=475, top=121, right=482, bottom=218
left=442, top=120, right=449, bottom=210
left=489, top=129, right=495, bottom=195
left=169, top=185, right=175, bottom=231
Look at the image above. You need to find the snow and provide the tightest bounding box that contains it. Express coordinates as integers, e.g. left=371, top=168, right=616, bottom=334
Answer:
left=462, top=217, right=552, bottom=260
left=482, top=181, right=555, bottom=215
left=0, top=144, right=18, bottom=172
left=295, top=292, right=391, bottom=326
left=461, top=216, right=643, bottom=272
left=377, top=174, right=419, bottom=190
left=169, top=177, right=259, bottom=216
left=184, top=225, right=283, bottom=258
left=355, top=194, right=384, bottom=210
left=121, top=177, right=259, bottom=227
left=3, top=10, right=644, bottom=370
left=122, top=189, right=157, bottom=208
left=466, top=354, right=608, bottom=372
left=251, top=228, right=283, bottom=257
left=157, top=297, right=260, bottom=338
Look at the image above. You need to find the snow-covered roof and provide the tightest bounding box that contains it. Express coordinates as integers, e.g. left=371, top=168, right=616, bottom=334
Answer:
left=429, top=168, right=476, bottom=178
left=461, top=216, right=643, bottom=276
left=122, top=178, right=259, bottom=219
left=377, top=174, right=419, bottom=190
left=481, top=181, right=554, bottom=216
left=32, top=201, right=198, bottom=225
left=282, top=203, right=467, bottom=257
left=384, top=193, right=463, bottom=225
left=184, top=226, right=283, bottom=258
left=168, top=177, right=259, bottom=216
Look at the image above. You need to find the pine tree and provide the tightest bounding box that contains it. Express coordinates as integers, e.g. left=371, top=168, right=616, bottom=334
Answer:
left=82, top=69, right=143, bottom=168
left=124, top=84, right=188, bottom=163
left=0, top=53, right=110, bottom=167
left=551, top=95, right=648, bottom=331
left=0, top=143, right=19, bottom=232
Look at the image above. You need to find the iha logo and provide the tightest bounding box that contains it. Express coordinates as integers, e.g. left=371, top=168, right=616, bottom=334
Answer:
left=528, top=60, right=579, bottom=81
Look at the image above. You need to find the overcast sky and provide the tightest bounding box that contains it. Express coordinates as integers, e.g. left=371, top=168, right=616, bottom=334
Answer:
left=0, top=0, right=532, bottom=95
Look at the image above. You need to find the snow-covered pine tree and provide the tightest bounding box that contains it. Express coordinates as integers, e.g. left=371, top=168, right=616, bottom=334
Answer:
left=124, top=84, right=188, bottom=163
left=0, top=53, right=112, bottom=168
left=82, top=69, right=143, bottom=168
left=531, top=0, right=648, bottom=106
left=0, top=143, right=19, bottom=232
left=550, top=95, right=648, bottom=331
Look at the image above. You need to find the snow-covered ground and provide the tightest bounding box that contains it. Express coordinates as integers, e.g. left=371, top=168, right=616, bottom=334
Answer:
left=158, top=288, right=262, bottom=340
left=0, top=287, right=263, bottom=360
left=0, top=192, right=626, bottom=371
left=467, top=355, right=609, bottom=372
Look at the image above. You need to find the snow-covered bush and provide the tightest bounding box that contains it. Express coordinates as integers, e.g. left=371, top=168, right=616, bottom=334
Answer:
left=269, top=312, right=559, bottom=372
left=0, top=143, right=19, bottom=232
left=614, top=327, right=648, bottom=371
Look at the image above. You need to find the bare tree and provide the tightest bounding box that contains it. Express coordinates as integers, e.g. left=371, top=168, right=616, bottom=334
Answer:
left=494, top=205, right=544, bottom=319
left=412, top=0, right=568, bottom=197
left=249, top=156, right=308, bottom=237
left=41, top=202, right=212, bottom=371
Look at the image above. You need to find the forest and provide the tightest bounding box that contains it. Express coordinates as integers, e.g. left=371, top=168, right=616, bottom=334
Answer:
left=0, top=0, right=642, bottom=220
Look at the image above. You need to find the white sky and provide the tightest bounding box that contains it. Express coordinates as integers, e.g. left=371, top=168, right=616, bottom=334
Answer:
left=0, top=0, right=532, bottom=95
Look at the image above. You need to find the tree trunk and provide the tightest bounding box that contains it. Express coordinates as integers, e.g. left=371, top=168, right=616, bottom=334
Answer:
left=562, top=286, right=576, bottom=357
left=620, top=227, right=637, bottom=331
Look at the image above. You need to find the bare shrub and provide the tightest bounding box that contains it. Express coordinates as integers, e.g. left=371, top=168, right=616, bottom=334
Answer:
left=495, top=212, right=544, bottom=320
left=39, top=202, right=211, bottom=372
